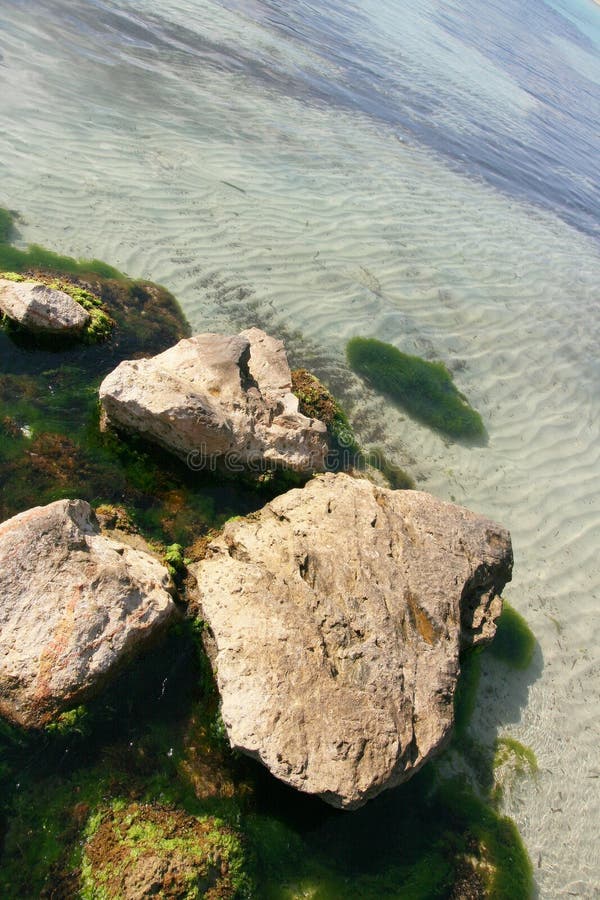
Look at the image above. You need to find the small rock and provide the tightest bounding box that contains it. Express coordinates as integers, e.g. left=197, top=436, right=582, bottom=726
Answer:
left=0, top=499, right=176, bottom=728
left=192, top=473, right=512, bottom=809
left=0, top=278, right=90, bottom=334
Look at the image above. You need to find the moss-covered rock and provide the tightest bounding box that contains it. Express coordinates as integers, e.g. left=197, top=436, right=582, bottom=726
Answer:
left=80, top=801, right=249, bottom=899
left=346, top=337, right=485, bottom=441
left=291, top=368, right=359, bottom=455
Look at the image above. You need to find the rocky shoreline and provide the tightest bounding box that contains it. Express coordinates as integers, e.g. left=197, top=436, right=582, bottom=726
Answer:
left=0, top=213, right=534, bottom=898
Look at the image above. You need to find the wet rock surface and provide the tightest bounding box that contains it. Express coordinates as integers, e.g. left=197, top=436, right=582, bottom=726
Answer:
left=193, top=472, right=513, bottom=809
left=0, top=499, right=177, bottom=728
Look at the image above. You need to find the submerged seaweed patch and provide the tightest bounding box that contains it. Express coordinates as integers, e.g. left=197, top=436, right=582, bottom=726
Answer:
left=489, top=603, right=536, bottom=669
left=346, top=337, right=485, bottom=441
left=0, top=209, right=15, bottom=244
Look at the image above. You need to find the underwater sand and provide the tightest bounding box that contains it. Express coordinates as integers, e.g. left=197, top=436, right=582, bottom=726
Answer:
left=1, top=0, right=600, bottom=895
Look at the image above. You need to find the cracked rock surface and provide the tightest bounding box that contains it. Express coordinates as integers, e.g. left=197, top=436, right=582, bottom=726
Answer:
left=193, top=473, right=513, bottom=809
left=99, top=327, right=329, bottom=473
left=0, top=499, right=176, bottom=728
left=0, top=278, right=90, bottom=334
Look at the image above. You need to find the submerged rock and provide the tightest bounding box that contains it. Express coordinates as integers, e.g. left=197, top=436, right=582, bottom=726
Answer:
left=81, top=801, right=248, bottom=899
left=192, top=473, right=512, bottom=809
left=0, top=277, right=90, bottom=334
left=0, top=499, right=176, bottom=728
left=99, top=327, right=329, bottom=474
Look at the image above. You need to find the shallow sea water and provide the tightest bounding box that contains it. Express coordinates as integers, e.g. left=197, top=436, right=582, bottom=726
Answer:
left=1, top=0, right=600, bottom=895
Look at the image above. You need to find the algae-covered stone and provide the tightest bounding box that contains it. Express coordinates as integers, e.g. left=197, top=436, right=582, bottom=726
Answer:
left=0, top=277, right=91, bottom=334
left=193, top=472, right=512, bottom=809
left=0, top=499, right=177, bottom=728
left=81, top=801, right=249, bottom=899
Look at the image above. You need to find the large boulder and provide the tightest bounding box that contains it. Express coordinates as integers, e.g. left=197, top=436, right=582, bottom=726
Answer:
left=0, top=277, right=90, bottom=334
left=0, top=499, right=176, bottom=728
left=98, top=328, right=329, bottom=474
left=192, top=473, right=512, bottom=809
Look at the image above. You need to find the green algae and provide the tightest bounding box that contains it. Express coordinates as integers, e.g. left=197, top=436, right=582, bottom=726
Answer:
left=489, top=603, right=536, bottom=669
left=45, top=705, right=91, bottom=739
left=80, top=801, right=250, bottom=899
left=0, top=209, right=15, bottom=244
left=291, top=367, right=360, bottom=457
left=346, top=337, right=485, bottom=441
left=363, top=446, right=415, bottom=490
left=454, top=647, right=484, bottom=738
left=437, top=779, right=533, bottom=900
left=494, top=737, right=538, bottom=776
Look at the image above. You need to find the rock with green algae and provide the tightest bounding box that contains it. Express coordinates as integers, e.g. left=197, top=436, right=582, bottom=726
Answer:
left=99, top=328, right=329, bottom=475
left=0, top=276, right=91, bottom=335
left=80, top=801, right=250, bottom=899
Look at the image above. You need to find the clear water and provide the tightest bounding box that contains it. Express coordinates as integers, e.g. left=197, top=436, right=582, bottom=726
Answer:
left=1, top=0, right=599, bottom=895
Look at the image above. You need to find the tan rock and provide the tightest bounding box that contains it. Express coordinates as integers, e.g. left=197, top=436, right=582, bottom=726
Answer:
left=0, top=499, right=176, bottom=728
left=0, top=278, right=90, bottom=334
left=99, top=328, right=328, bottom=473
left=193, top=473, right=512, bottom=809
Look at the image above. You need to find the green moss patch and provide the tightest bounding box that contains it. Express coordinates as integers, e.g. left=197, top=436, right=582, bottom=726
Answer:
left=346, top=337, right=485, bottom=441
left=0, top=207, right=124, bottom=281
left=363, top=446, right=415, bottom=490
left=291, top=368, right=360, bottom=456
left=0, top=209, right=15, bottom=244
left=489, top=603, right=536, bottom=669
left=81, top=801, right=249, bottom=899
